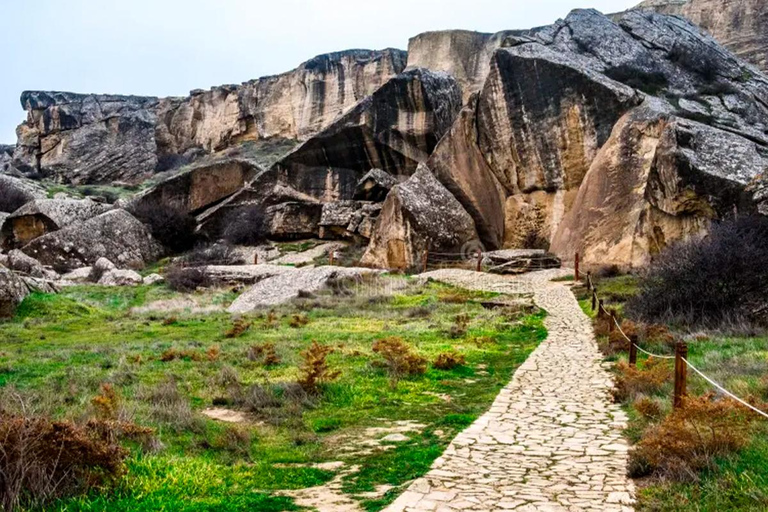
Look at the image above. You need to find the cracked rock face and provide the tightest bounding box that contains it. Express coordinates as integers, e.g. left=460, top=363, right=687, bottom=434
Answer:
left=12, top=49, right=406, bottom=185
left=361, top=164, right=479, bottom=270
left=636, top=0, right=768, bottom=73
left=420, top=9, right=768, bottom=265
left=20, top=209, right=164, bottom=272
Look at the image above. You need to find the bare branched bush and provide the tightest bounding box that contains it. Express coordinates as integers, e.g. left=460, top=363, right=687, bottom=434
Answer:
left=223, top=206, right=268, bottom=246
left=247, top=343, right=280, bottom=366
left=627, top=216, right=768, bottom=328
left=165, top=265, right=209, bottom=292
left=297, top=341, right=340, bottom=394
left=225, top=318, right=252, bottom=338
left=630, top=393, right=758, bottom=481
left=141, top=378, right=202, bottom=433
left=448, top=313, right=471, bottom=339
left=0, top=413, right=131, bottom=511
left=612, top=358, right=673, bottom=403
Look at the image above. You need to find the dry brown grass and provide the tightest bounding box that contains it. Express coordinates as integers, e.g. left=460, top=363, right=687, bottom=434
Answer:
left=613, top=358, right=673, bottom=403
left=433, top=351, right=467, bottom=370
left=630, top=393, right=758, bottom=481
left=448, top=313, right=471, bottom=339
left=289, top=314, right=310, bottom=328
left=91, top=383, right=120, bottom=421
left=225, top=319, right=252, bottom=338
left=633, top=396, right=663, bottom=420
left=247, top=343, right=280, bottom=367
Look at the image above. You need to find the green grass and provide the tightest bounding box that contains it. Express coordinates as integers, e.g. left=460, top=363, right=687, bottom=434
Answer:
left=0, top=277, right=545, bottom=511
left=582, top=274, right=768, bottom=511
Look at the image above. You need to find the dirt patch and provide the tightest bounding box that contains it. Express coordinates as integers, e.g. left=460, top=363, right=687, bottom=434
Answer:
left=202, top=408, right=248, bottom=423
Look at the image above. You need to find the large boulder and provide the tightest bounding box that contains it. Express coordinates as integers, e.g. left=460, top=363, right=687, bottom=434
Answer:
left=5, top=250, right=58, bottom=279
left=2, top=198, right=111, bottom=249
left=353, top=169, right=398, bottom=201
left=0, top=174, right=47, bottom=215
left=361, top=164, right=480, bottom=270
left=318, top=201, right=382, bottom=240
left=20, top=209, right=163, bottom=272
left=551, top=101, right=768, bottom=268
left=13, top=49, right=406, bottom=185
left=129, top=159, right=261, bottom=215
left=0, top=267, right=29, bottom=318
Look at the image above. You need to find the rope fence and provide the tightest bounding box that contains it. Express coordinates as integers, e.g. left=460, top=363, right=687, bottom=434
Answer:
left=582, top=259, right=767, bottom=418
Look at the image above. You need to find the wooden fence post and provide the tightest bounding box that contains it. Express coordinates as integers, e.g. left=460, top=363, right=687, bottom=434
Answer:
left=591, top=288, right=597, bottom=311
left=586, top=271, right=592, bottom=291
left=674, top=341, right=689, bottom=409
left=629, top=335, right=638, bottom=367
left=254, top=252, right=259, bottom=265
left=329, top=251, right=335, bottom=266
left=598, top=299, right=605, bottom=319
left=575, top=252, right=580, bottom=281
left=476, top=250, right=483, bottom=272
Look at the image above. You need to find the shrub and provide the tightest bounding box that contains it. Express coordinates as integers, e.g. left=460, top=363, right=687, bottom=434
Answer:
left=613, top=358, right=673, bottom=403
left=128, top=202, right=197, bottom=253
left=0, top=187, right=31, bottom=214
left=238, top=383, right=314, bottom=426
left=297, top=341, right=340, bottom=394
left=141, top=378, right=202, bottom=433
left=180, top=243, right=244, bottom=266
left=206, top=346, right=221, bottom=362
left=91, top=383, right=120, bottom=421
left=630, top=393, right=758, bottom=481
left=262, top=311, right=279, bottom=329
left=433, top=351, right=466, bottom=370
left=449, top=313, right=471, bottom=338
left=372, top=337, right=427, bottom=381
left=0, top=413, right=129, bottom=511
left=223, top=205, right=268, bottom=246
left=633, top=396, right=663, bottom=420
left=471, top=336, right=496, bottom=348
left=247, top=343, right=280, bottom=366
left=289, top=314, right=310, bottom=328
left=165, top=265, right=209, bottom=292
left=626, top=216, right=768, bottom=327
left=225, top=318, right=252, bottom=338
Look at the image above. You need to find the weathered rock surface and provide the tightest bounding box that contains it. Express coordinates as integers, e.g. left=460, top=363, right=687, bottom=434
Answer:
left=551, top=101, right=768, bottom=267
left=265, top=202, right=324, bottom=239
left=0, top=174, right=47, bottom=212
left=0, top=266, right=58, bottom=318
left=5, top=249, right=59, bottom=279
left=130, top=159, right=261, bottom=215
left=406, top=30, right=517, bottom=102
left=353, top=169, right=398, bottom=202
left=423, top=9, right=768, bottom=263
left=319, top=201, right=382, bottom=240
left=1, top=145, right=16, bottom=174
left=13, top=49, right=407, bottom=184
left=227, top=265, right=382, bottom=312
left=2, top=198, right=111, bottom=249
left=635, top=0, right=768, bottom=73
left=98, top=269, right=144, bottom=286
left=200, top=264, right=292, bottom=287
left=362, top=164, right=479, bottom=270
left=21, top=209, right=163, bottom=272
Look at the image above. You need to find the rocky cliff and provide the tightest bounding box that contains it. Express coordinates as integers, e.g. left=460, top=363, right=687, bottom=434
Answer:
left=12, top=49, right=407, bottom=185
left=635, top=0, right=768, bottom=73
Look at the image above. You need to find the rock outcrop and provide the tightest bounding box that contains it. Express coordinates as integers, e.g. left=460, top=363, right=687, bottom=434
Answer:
left=21, top=209, right=163, bottom=272
left=484, top=249, right=562, bottom=274
left=361, top=164, right=479, bottom=270
left=419, top=9, right=768, bottom=265
left=0, top=266, right=58, bottom=318
left=635, top=0, right=768, bottom=73
left=2, top=198, right=111, bottom=249
left=12, top=49, right=406, bottom=185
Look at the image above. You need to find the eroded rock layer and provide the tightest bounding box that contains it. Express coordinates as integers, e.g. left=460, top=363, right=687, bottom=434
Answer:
left=13, top=49, right=407, bottom=185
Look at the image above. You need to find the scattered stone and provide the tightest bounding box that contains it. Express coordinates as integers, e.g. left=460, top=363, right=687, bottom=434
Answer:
left=143, top=273, right=164, bottom=285
left=98, top=269, right=143, bottom=286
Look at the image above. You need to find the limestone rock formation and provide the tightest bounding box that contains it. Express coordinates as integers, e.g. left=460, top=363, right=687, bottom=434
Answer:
left=361, top=164, right=479, bottom=270
left=2, top=198, right=112, bottom=249
left=484, top=249, right=562, bottom=274
left=13, top=49, right=406, bottom=184
left=353, top=169, right=398, bottom=202
left=319, top=201, right=382, bottom=240
left=0, top=174, right=47, bottom=214
left=5, top=249, right=59, bottom=279
left=406, top=30, right=518, bottom=102
left=550, top=100, right=768, bottom=267
left=0, top=266, right=31, bottom=317
left=21, top=209, right=163, bottom=272
left=635, top=0, right=768, bottom=73
left=0, top=145, right=15, bottom=173
left=422, top=9, right=768, bottom=264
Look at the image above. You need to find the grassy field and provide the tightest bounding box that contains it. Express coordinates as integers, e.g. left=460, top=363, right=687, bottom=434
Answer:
left=0, top=276, right=546, bottom=511
left=577, top=275, right=768, bottom=511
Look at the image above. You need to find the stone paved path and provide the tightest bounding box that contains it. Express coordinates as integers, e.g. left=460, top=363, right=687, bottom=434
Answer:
left=384, top=269, right=635, bottom=512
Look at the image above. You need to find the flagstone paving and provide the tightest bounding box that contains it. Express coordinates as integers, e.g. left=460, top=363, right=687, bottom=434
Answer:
left=384, top=269, right=635, bottom=512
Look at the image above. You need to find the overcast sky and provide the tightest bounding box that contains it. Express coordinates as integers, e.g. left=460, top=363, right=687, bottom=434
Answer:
left=0, top=0, right=639, bottom=143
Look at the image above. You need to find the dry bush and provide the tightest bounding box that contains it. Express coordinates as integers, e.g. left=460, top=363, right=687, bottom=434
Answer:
left=225, top=319, right=252, bottom=338
left=613, top=358, right=673, bottom=403
left=210, top=425, right=252, bottom=459
left=630, top=393, right=758, bottom=481
left=91, top=383, right=120, bottom=421
left=206, top=346, right=221, bottom=362
left=438, top=289, right=472, bottom=304
left=238, top=383, right=314, bottom=427
left=297, top=341, right=341, bottom=394
left=433, top=351, right=467, bottom=370
left=470, top=336, right=496, bottom=348
left=0, top=413, right=130, bottom=511
left=180, top=243, right=244, bottom=266
left=159, top=348, right=203, bottom=363
left=161, top=316, right=178, bottom=326
left=372, top=337, right=427, bottom=380
left=633, top=396, right=663, bottom=420
left=223, top=205, right=268, bottom=246
left=627, top=215, right=768, bottom=327
left=165, top=265, right=209, bottom=292
left=128, top=202, right=197, bottom=253
left=407, top=305, right=435, bottom=318
left=289, top=314, right=310, bottom=328
left=262, top=311, right=280, bottom=330
left=247, top=343, right=280, bottom=366
left=449, top=313, right=471, bottom=339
